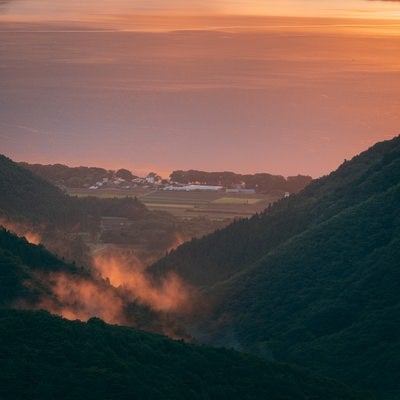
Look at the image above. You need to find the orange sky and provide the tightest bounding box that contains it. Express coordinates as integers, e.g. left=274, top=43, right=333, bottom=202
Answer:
left=2, top=0, right=400, bottom=21
left=0, top=1, right=399, bottom=177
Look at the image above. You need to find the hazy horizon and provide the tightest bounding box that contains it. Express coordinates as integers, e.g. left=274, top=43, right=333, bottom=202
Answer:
left=2, top=0, right=400, bottom=20
left=1, top=0, right=399, bottom=178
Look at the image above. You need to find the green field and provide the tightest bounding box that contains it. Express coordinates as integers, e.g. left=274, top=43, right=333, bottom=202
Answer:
left=143, top=203, right=195, bottom=209
left=66, top=188, right=279, bottom=221
left=212, top=197, right=262, bottom=205
left=69, top=192, right=130, bottom=199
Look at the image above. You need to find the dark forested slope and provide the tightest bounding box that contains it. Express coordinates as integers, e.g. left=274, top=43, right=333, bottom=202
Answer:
left=0, top=155, right=73, bottom=225
left=0, top=155, right=195, bottom=266
left=0, top=227, right=81, bottom=306
left=0, top=228, right=187, bottom=336
left=19, top=162, right=115, bottom=188
left=202, top=178, right=400, bottom=398
left=0, top=154, right=147, bottom=227
left=0, top=309, right=371, bottom=400
left=150, top=136, right=400, bottom=288
left=149, top=135, right=400, bottom=399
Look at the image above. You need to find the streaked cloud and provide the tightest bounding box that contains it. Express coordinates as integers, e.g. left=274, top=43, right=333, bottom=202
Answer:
left=1, top=26, right=399, bottom=177
left=0, top=0, right=13, bottom=11
left=2, top=0, right=400, bottom=20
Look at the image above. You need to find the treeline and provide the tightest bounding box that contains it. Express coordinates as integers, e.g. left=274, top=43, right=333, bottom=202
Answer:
left=18, top=162, right=312, bottom=194
left=0, top=309, right=370, bottom=400
left=170, top=170, right=312, bottom=194
left=19, top=162, right=137, bottom=188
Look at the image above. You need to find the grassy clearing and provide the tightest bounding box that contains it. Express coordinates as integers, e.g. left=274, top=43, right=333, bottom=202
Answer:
left=212, top=197, right=262, bottom=205
left=69, top=192, right=132, bottom=199
left=141, top=197, right=209, bottom=205
left=142, top=203, right=195, bottom=209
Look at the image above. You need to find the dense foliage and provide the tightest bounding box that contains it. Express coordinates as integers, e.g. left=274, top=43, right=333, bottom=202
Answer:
left=0, top=156, right=73, bottom=225
left=1, top=155, right=146, bottom=228
left=151, top=135, right=400, bottom=399
left=0, top=309, right=370, bottom=400
left=19, top=162, right=111, bottom=188
left=170, top=169, right=311, bottom=194
left=19, top=162, right=140, bottom=188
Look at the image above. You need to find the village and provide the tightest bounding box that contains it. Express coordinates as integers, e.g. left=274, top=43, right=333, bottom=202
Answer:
left=87, top=172, right=261, bottom=194
left=67, top=171, right=283, bottom=222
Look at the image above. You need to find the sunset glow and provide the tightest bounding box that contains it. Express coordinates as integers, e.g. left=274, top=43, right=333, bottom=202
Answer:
left=1, top=0, right=399, bottom=177
left=0, top=3, right=399, bottom=397
left=2, top=0, right=400, bottom=21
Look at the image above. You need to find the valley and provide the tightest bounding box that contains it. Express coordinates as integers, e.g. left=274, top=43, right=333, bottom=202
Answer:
left=1, top=136, right=400, bottom=399
left=1, top=1, right=399, bottom=397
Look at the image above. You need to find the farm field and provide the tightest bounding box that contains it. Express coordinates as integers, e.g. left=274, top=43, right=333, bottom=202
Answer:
left=67, top=188, right=280, bottom=221
left=212, top=197, right=262, bottom=205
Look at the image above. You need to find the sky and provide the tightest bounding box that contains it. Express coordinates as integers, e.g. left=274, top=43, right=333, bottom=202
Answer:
left=0, top=1, right=400, bottom=177
left=1, top=0, right=400, bottom=19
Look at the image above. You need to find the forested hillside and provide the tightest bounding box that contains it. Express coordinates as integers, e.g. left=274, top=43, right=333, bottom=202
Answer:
left=0, top=154, right=147, bottom=232
left=0, top=155, right=197, bottom=266
left=0, top=227, right=188, bottom=336
left=0, top=227, right=81, bottom=306
left=150, top=135, right=400, bottom=399
left=19, top=162, right=117, bottom=188
left=0, top=155, right=73, bottom=225
left=150, top=136, right=400, bottom=287
left=0, top=309, right=371, bottom=400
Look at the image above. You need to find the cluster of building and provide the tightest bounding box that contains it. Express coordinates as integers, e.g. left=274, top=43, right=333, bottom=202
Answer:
left=88, top=174, right=162, bottom=190
left=85, top=173, right=299, bottom=196
left=163, top=184, right=257, bottom=193
left=164, top=184, right=223, bottom=192
left=87, top=174, right=264, bottom=193
left=89, top=177, right=123, bottom=190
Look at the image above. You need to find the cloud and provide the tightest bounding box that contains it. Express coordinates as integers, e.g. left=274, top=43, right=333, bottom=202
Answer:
left=0, top=0, right=12, bottom=11
left=0, top=218, right=42, bottom=245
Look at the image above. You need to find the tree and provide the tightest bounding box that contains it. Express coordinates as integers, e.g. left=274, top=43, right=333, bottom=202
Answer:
left=116, top=169, right=135, bottom=181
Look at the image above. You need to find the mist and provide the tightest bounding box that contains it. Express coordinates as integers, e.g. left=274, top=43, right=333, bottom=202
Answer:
left=17, top=246, right=193, bottom=336
left=0, top=218, right=42, bottom=245
left=93, top=250, right=191, bottom=314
